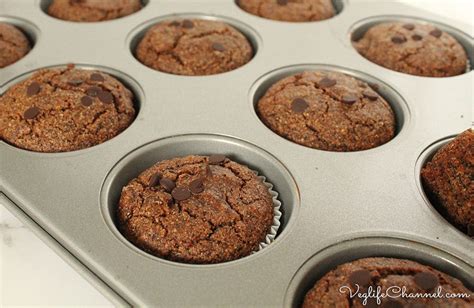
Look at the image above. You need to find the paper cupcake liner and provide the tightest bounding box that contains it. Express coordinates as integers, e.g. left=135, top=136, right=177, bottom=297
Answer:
left=250, top=170, right=282, bottom=252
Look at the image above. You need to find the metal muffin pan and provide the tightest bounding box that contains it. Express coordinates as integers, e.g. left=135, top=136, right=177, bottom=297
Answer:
left=0, top=0, right=472, bottom=306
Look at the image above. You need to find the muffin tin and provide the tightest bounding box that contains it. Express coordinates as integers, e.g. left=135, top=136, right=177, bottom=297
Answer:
left=0, top=0, right=472, bottom=306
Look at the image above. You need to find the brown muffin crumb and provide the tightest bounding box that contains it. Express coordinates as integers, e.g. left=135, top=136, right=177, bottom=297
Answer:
left=48, top=0, right=142, bottom=22
left=0, top=23, right=31, bottom=68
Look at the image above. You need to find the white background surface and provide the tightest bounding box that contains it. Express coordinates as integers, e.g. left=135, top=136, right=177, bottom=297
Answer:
left=1, top=0, right=473, bottom=307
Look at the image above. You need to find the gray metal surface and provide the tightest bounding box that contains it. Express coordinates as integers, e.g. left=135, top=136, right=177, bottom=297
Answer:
left=0, top=0, right=473, bottom=307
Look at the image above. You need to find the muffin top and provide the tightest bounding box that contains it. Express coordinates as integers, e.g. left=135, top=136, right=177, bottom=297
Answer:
left=0, top=65, right=136, bottom=152
left=118, top=155, right=274, bottom=264
left=421, top=128, right=474, bottom=237
left=302, top=257, right=473, bottom=308
left=257, top=71, right=396, bottom=151
left=0, top=23, right=31, bottom=68
left=48, top=0, right=142, bottom=22
left=353, top=22, right=468, bottom=77
left=135, top=19, right=253, bottom=76
left=237, top=0, right=335, bottom=22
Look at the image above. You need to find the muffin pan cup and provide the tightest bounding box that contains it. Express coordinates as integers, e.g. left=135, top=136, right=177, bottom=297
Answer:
left=0, top=0, right=472, bottom=307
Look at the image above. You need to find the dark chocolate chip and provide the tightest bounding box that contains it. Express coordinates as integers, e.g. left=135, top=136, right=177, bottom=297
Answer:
left=160, top=178, right=176, bottom=192
left=412, top=34, right=423, bottom=41
left=212, top=42, right=225, bottom=52
left=68, top=79, right=83, bottom=86
left=363, top=90, right=378, bottom=101
left=403, top=23, right=415, bottom=30
left=391, top=35, right=407, bottom=44
left=86, top=86, right=101, bottom=97
left=172, top=187, right=191, bottom=201
left=383, top=299, right=403, bottom=308
left=97, top=90, right=114, bottom=104
left=467, top=224, right=474, bottom=237
left=209, top=154, right=226, bottom=165
left=189, top=179, right=204, bottom=194
left=90, top=73, right=104, bottom=82
left=414, top=272, right=439, bottom=290
left=26, top=82, right=40, bottom=96
left=369, top=83, right=379, bottom=91
left=182, top=19, right=194, bottom=29
left=430, top=29, right=442, bottom=38
left=23, top=106, right=40, bottom=120
left=348, top=269, right=372, bottom=288
left=342, top=94, right=357, bottom=104
left=365, top=298, right=378, bottom=308
left=149, top=173, right=162, bottom=187
left=318, top=77, right=337, bottom=88
left=291, top=98, right=309, bottom=113
left=81, top=96, right=93, bottom=107
left=277, top=0, right=288, bottom=5
left=170, top=21, right=181, bottom=27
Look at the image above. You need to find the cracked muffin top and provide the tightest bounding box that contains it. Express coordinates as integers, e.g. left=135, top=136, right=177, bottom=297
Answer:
left=421, top=128, right=474, bottom=238
left=117, top=155, right=274, bottom=264
left=237, top=0, right=335, bottom=22
left=353, top=22, right=468, bottom=77
left=256, top=70, right=396, bottom=152
left=47, top=0, right=143, bottom=22
left=0, top=22, right=31, bottom=68
left=135, top=19, right=253, bottom=76
left=302, top=257, right=473, bottom=308
left=0, top=65, right=136, bottom=152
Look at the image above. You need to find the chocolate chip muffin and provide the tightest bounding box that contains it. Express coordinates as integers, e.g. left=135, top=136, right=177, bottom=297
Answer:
left=135, top=19, right=253, bottom=76
left=257, top=71, right=396, bottom=151
left=47, top=0, right=142, bottom=22
left=237, top=0, right=335, bottom=22
left=0, top=65, right=136, bottom=152
left=353, top=22, right=468, bottom=77
left=302, top=257, right=473, bottom=308
left=421, top=129, right=474, bottom=238
left=0, top=23, right=31, bottom=68
left=118, top=155, right=274, bottom=264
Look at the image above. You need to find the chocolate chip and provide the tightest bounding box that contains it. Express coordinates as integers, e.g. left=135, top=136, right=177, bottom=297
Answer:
left=468, top=224, right=474, bottom=237
left=391, top=35, right=406, bottom=44
left=318, top=77, right=337, bottom=88
left=24, top=106, right=40, bottom=119
left=403, top=23, right=415, bottom=30
left=348, top=270, right=371, bottom=288
left=149, top=173, right=162, bottom=187
left=81, top=96, right=93, bottom=107
left=172, top=187, right=191, bottom=201
left=182, top=19, right=194, bottom=29
left=159, top=178, right=176, bottom=192
left=212, top=42, right=225, bottom=52
left=363, top=90, right=378, bottom=101
left=369, top=83, right=379, bottom=91
left=409, top=303, right=427, bottom=308
left=412, top=34, right=423, bottom=41
left=383, top=299, right=403, bottom=308
left=277, top=0, right=288, bottom=5
left=365, top=298, right=378, bottom=308
left=189, top=179, right=204, bottom=194
left=209, top=154, right=226, bottom=165
left=97, top=90, right=114, bottom=104
left=90, top=73, right=104, bottom=82
left=291, top=98, right=309, bottom=113
left=430, top=29, right=442, bottom=38
left=26, top=82, right=40, bottom=96
left=68, top=79, right=83, bottom=86
left=170, top=21, right=180, bottom=27
left=342, top=94, right=357, bottom=104
left=86, top=86, right=101, bottom=97
left=414, top=272, right=439, bottom=290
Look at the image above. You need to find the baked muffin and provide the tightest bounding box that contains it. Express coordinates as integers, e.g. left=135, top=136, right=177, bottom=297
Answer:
left=237, top=0, right=335, bottom=22
left=118, top=155, right=274, bottom=264
left=0, top=23, right=31, bottom=68
left=0, top=65, right=136, bottom=152
left=421, top=129, right=474, bottom=238
left=302, top=257, right=473, bottom=307
left=257, top=71, right=396, bottom=151
left=353, top=22, right=468, bottom=77
left=48, top=0, right=142, bottom=22
left=135, top=19, right=253, bottom=76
